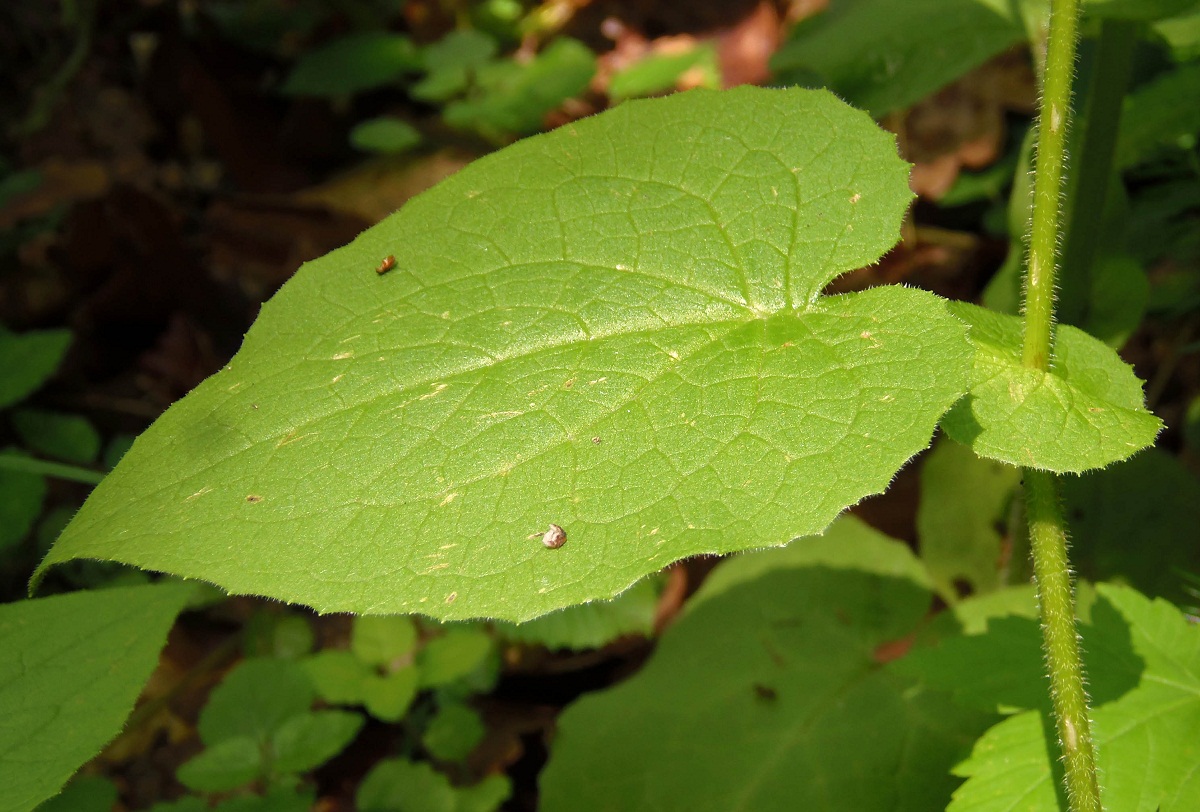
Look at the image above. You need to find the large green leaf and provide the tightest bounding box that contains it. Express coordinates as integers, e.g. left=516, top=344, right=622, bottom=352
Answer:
left=770, top=0, right=1028, bottom=116
left=917, top=437, right=1019, bottom=602
left=940, top=302, right=1161, bottom=472
left=39, top=87, right=972, bottom=621
left=914, top=586, right=1200, bottom=811
left=0, top=583, right=194, bottom=812
left=540, top=520, right=995, bottom=811
left=1061, top=448, right=1200, bottom=606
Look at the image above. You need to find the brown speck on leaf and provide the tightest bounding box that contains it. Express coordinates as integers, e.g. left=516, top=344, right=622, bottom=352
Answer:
left=245, top=495, right=262, bottom=503
left=591, top=436, right=601, bottom=444
left=376, top=255, right=396, bottom=274
left=445, top=592, right=458, bottom=604
left=541, top=523, right=567, bottom=549
left=753, top=683, right=778, bottom=703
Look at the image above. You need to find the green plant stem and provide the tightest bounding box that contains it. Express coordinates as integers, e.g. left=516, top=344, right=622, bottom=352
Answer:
left=0, top=451, right=105, bottom=485
left=1023, top=0, right=1080, bottom=372
left=1025, top=470, right=1100, bottom=810
left=1022, top=0, right=1101, bottom=809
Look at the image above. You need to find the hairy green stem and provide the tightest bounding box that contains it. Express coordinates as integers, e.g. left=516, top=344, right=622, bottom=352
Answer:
left=1023, top=0, right=1080, bottom=371
left=1022, top=0, right=1102, bottom=809
left=0, top=451, right=105, bottom=485
left=1025, top=470, right=1100, bottom=810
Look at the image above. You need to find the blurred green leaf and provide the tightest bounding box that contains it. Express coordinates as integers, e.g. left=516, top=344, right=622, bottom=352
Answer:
left=1154, top=5, right=1200, bottom=61
left=1082, top=254, right=1149, bottom=347
left=412, top=30, right=498, bottom=101
left=494, top=577, right=658, bottom=649
left=362, top=667, right=420, bottom=722
left=444, top=38, right=595, bottom=137
left=10, top=410, right=101, bottom=465
left=197, top=658, right=315, bottom=746
left=32, top=776, right=116, bottom=812
left=0, top=583, right=194, bottom=812
left=271, top=709, right=364, bottom=773
left=350, top=117, right=422, bottom=155
left=418, top=628, right=492, bottom=688
left=1086, top=0, right=1200, bottom=20
left=214, top=786, right=316, bottom=812
left=243, top=613, right=314, bottom=660
left=608, top=45, right=718, bottom=101
left=352, top=615, right=418, bottom=666
left=302, top=649, right=372, bottom=705
left=282, top=32, right=418, bottom=96
left=145, top=796, right=208, bottom=812
left=1117, top=61, right=1200, bottom=169
left=771, top=0, right=1027, bottom=116
left=102, top=434, right=135, bottom=470
left=177, top=737, right=263, bottom=792
left=422, top=702, right=485, bottom=761
left=357, top=758, right=510, bottom=812
left=0, top=453, right=46, bottom=551
left=0, top=328, right=71, bottom=410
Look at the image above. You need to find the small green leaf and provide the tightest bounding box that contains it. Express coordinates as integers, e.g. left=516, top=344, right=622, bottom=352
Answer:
left=0, top=455, right=46, bottom=551
left=940, top=301, right=1161, bottom=472
left=608, top=45, right=719, bottom=101
left=271, top=710, right=364, bottom=774
left=357, top=758, right=510, bottom=812
left=11, top=410, right=102, bottom=464
left=243, top=613, right=314, bottom=660
left=214, top=787, right=316, bottom=812
left=422, top=702, right=485, bottom=761
left=444, top=38, right=595, bottom=136
left=0, top=328, right=71, bottom=410
left=177, top=737, right=263, bottom=792
left=41, top=87, right=971, bottom=622
left=541, top=536, right=995, bottom=811
left=412, top=30, right=498, bottom=101
left=494, top=577, right=658, bottom=649
left=917, top=437, right=1020, bottom=602
left=302, top=649, right=372, bottom=704
left=350, top=118, right=422, bottom=155
left=0, top=583, right=194, bottom=812
left=282, top=33, right=418, bottom=96
left=33, top=776, right=117, bottom=812
left=214, top=786, right=316, bottom=812
left=418, top=628, right=492, bottom=688
left=198, top=659, right=315, bottom=746
left=362, top=667, right=420, bottom=722
left=352, top=615, right=418, bottom=666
